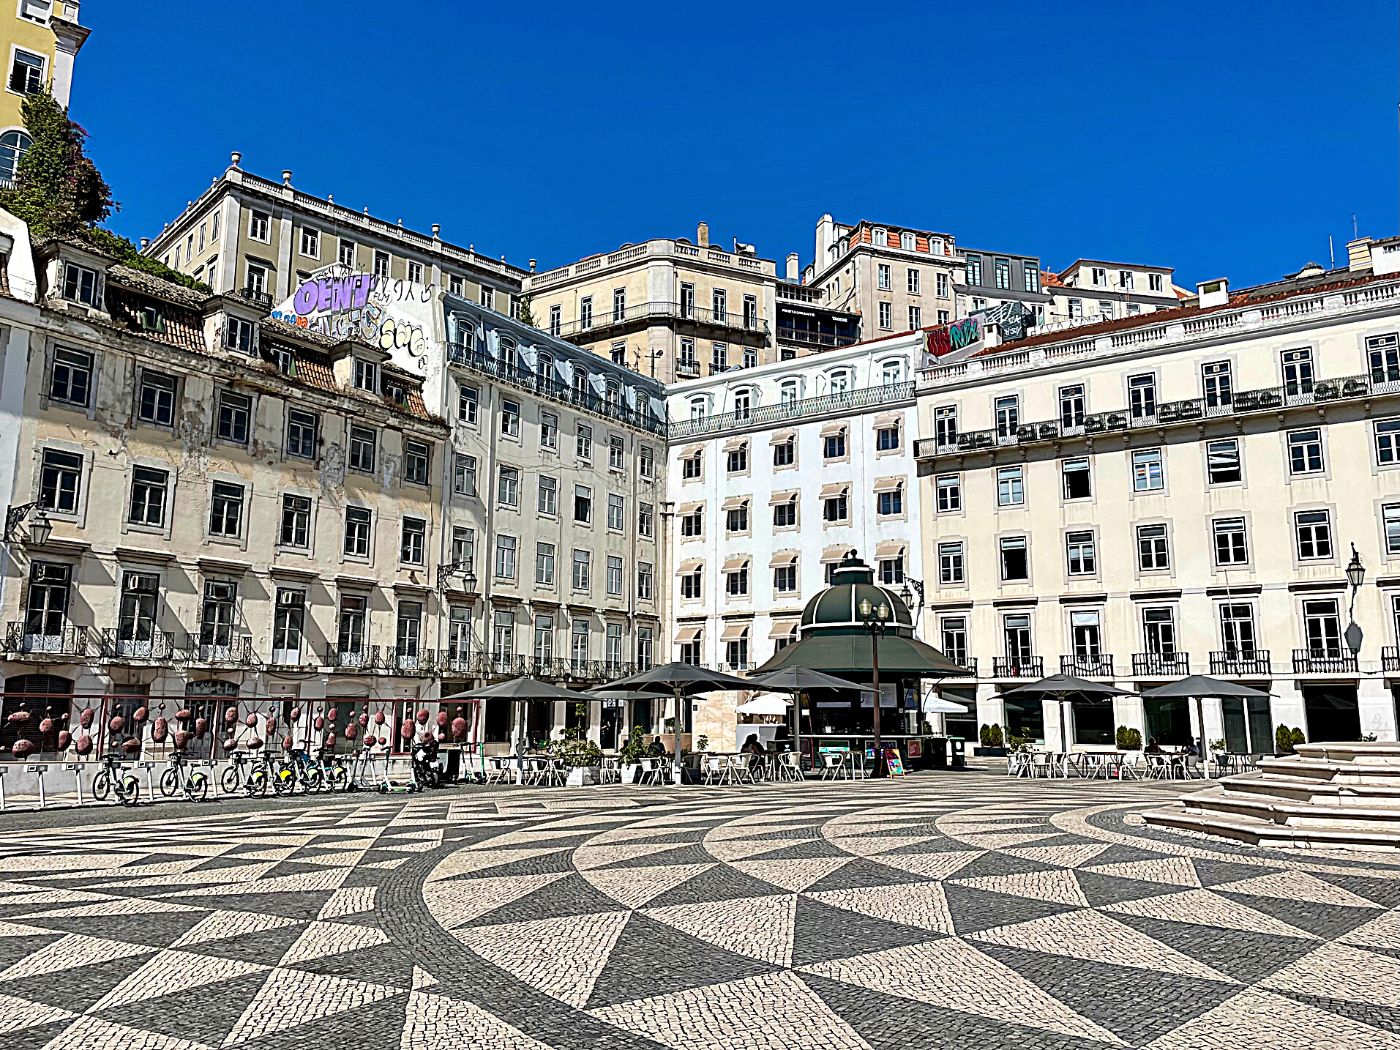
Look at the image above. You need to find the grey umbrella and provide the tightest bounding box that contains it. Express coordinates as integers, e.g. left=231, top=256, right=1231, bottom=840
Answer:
left=443, top=679, right=593, bottom=784
left=1141, top=675, right=1274, bottom=778
left=592, top=663, right=755, bottom=783
left=748, top=667, right=875, bottom=762
left=1003, top=674, right=1136, bottom=778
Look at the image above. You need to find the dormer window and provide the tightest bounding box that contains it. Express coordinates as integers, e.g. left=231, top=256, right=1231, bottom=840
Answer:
left=900, top=231, right=915, bottom=250
left=353, top=358, right=378, bottom=392
left=871, top=227, right=887, bottom=245
left=139, top=306, right=165, bottom=333
left=225, top=316, right=257, bottom=354
left=61, top=262, right=100, bottom=307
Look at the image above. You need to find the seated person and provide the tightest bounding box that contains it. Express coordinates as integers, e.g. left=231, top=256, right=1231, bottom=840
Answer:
left=1183, top=739, right=1200, bottom=757
left=646, top=737, right=668, bottom=757
left=741, top=733, right=767, bottom=756
left=1144, top=737, right=1164, bottom=755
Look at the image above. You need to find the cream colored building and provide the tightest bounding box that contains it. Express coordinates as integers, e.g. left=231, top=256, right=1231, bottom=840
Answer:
left=1039, top=258, right=1184, bottom=329
left=914, top=238, right=1400, bottom=752
left=0, top=226, right=456, bottom=767
left=146, top=156, right=525, bottom=317
left=0, top=0, right=89, bottom=181
left=523, top=223, right=776, bottom=384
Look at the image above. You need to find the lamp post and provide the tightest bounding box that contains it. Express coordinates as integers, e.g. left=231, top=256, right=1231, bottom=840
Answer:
left=1345, top=543, right=1366, bottom=662
left=899, top=577, right=925, bottom=631
left=858, top=595, right=891, bottom=778
left=5, top=503, right=52, bottom=545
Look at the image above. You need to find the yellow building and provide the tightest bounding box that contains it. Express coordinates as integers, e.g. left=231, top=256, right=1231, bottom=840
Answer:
left=0, top=0, right=89, bottom=180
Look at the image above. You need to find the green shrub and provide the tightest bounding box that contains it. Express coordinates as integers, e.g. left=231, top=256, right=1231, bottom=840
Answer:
left=987, top=723, right=1004, bottom=747
left=1115, top=726, right=1142, bottom=750
left=618, top=725, right=647, bottom=763
left=1276, top=724, right=1306, bottom=754
left=979, top=724, right=992, bottom=747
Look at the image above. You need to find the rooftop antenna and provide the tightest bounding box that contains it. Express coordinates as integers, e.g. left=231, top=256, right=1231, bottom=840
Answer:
left=1353, top=213, right=1360, bottom=239
left=1329, top=235, right=1336, bottom=270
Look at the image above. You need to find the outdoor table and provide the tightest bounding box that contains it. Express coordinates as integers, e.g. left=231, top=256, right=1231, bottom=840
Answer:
left=1078, top=752, right=1124, bottom=779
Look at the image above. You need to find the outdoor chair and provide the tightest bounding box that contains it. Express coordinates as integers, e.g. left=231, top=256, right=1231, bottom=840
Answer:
left=699, top=754, right=726, bottom=785
left=817, top=752, right=848, bottom=780
left=638, top=756, right=665, bottom=785
left=776, top=750, right=804, bottom=782
left=1029, top=751, right=1053, bottom=778
left=1119, top=751, right=1144, bottom=780
left=729, top=754, right=757, bottom=786
left=599, top=755, right=621, bottom=784
left=483, top=756, right=509, bottom=785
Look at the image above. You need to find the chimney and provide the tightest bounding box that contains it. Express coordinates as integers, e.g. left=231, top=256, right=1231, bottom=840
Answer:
left=1197, top=278, right=1229, bottom=309
left=786, top=252, right=799, bottom=282
left=1348, top=236, right=1374, bottom=272
left=696, top=222, right=709, bottom=248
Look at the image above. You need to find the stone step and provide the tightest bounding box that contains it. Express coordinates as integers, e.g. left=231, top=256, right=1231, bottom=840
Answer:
left=1294, top=741, right=1400, bottom=765
left=1142, top=805, right=1400, bottom=851
left=1255, top=756, right=1400, bottom=784
left=1182, top=787, right=1400, bottom=828
left=1225, top=773, right=1400, bottom=805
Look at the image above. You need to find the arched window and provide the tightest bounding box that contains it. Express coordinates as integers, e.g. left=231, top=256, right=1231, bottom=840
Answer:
left=733, top=388, right=752, bottom=421
left=499, top=337, right=519, bottom=374
left=828, top=369, right=852, bottom=395
left=900, top=231, right=916, bottom=251
left=779, top=379, right=801, bottom=407
left=605, top=381, right=621, bottom=410
left=689, top=397, right=707, bottom=422
left=572, top=368, right=589, bottom=400
left=536, top=351, right=553, bottom=384
left=0, top=130, right=32, bottom=183
left=871, top=227, right=887, bottom=246
left=881, top=359, right=904, bottom=386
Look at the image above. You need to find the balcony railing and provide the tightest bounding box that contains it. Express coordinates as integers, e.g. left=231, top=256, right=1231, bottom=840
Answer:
left=669, top=380, right=914, bottom=440
left=1384, top=646, right=1400, bottom=672
left=190, top=637, right=259, bottom=666
left=1060, top=654, right=1115, bottom=677
left=551, top=301, right=770, bottom=340
left=324, top=644, right=380, bottom=670
left=993, top=656, right=1043, bottom=678
left=384, top=648, right=437, bottom=675
left=775, top=326, right=859, bottom=350
left=235, top=286, right=274, bottom=310
left=100, top=628, right=185, bottom=663
left=916, top=371, right=1400, bottom=460
left=943, top=657, right=977, bottom=677
left=5, top=622, right=90, bottom=658
left=448, top=342, right=665, bottom=435
left=1210, top=650, right=1272, bottom=676
left=1292, top=649, right=1359, bottom=674
left=1132, top=652, right=1189, bottom=676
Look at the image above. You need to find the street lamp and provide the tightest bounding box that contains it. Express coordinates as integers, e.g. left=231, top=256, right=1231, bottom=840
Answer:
left=5, top=503, right=51, bottom=546
left=1345, top=544, right=1366, bottom=660
left=858, top=595, right=891, bottom=779
left=899, top=577, right=925, bottom=630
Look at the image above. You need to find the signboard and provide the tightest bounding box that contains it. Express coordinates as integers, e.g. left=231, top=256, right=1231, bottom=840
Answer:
left=926, top=315, right=981, bottom=357
left=886, top=750, right=907, bottom=777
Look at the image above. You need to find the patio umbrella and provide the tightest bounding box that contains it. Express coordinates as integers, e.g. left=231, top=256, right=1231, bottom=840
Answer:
left=444, top=678, right=593, bottom=783
left=1140, top=675, right=1274, bottom=779
left=921, top=692, right=969, bottom=737
left=748, top=666, right=873, bottom=764
left=1003, top=674, right=1135, bottom=778
left=592, top=663, right=755, bottom=783
left=736, top=693, right=792, bottom=716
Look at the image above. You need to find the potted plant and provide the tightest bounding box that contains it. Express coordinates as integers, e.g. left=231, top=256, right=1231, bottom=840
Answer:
left=1275, top=724, right=1306, bottom=755
left=1114, top=726, right=1142, bottom=752
left=618, top=725, right=647, bottom=784
left=976, top=723, right=1007, bottom=757
left=547, top=727, right=603, bottom=787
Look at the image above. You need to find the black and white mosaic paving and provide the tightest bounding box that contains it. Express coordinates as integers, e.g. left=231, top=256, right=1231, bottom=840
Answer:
left=4, top=774, right=1400, bottom=1048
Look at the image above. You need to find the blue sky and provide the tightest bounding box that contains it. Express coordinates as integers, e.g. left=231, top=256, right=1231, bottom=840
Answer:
left=80, top=1, right=1395, bottom=286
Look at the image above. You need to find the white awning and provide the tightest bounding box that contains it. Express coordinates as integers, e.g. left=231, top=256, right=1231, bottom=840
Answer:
left=674, top=624, right=703, bottom=643
left=821, top=544, right=850, bottom=563
left=721, top=496, right=749, bottom=512
left=819, top=482, right=849, bottom=498
left=769, top=490, right=798, bottom=505
left=723, top=436, right=749, bottom=452
left=874, top=539, right=907, bottom=559
left=720, top=621, right=752, bottom=642
left=874, top=413, right=902, bottom=428
left=676, top=559, right=703, bottom=575
left=770, top=429, right=796, bottom=444
left=768, top=618, right=798, bottom=639
left=679, top=501, right=704, bottom=515
left=820, top=422, right=847, bottom=438
left=873, top=475, right=905, bottom=493
left=769, top=550, right=798, bottom=568
left=722, top=555, right=751, bottom=573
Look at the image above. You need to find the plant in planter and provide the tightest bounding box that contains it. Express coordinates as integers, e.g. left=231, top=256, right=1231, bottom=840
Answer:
left=1114, top=725, right=1142, bottom=751
left=1007, top=733, right=1035, bottom=754
left=618, top=725, right=647, bottom=783
left=1275, top=724, right=1306, bottom=755
left=696, top=735, right=709, bottom=752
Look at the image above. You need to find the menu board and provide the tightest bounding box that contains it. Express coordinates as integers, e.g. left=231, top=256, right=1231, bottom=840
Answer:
left=885, top=748, right=906, bottom=777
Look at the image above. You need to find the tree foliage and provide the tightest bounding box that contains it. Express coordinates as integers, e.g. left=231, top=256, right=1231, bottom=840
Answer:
left=0, top=89, right=112, bottom=237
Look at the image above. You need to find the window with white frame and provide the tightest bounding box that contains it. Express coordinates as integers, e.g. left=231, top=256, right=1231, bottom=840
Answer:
left=1384, top=503, right=1400, bottom=556
left=1282, top=347, right=1314, bottom=397
left=1369, top=333, right=1400, bottom=384
left=999, top=535, right=1029, bottom=581
left=501, top=399, right=520, bottom=438
left=878, top=302, right=892, bottom=329
left=1062, top=458, right=1092, bottom=500
left=1128, top=374, right=1157, bottom=420
left=1219, top=603, right=1257, bottom=658
left=494, top=535, right=517, bottom=579
left=1132, top=448, right=1164, bottom=492
left=1212, top=517, right=1249, bottom=566
left=996, top=466, right=1024, bottom=507
left=61, top=261, right=100, bottom=306
left=38, top=448, right=81, bottom=513
left=1202, top=360, right=1233, bottom=408
left=1137, top=523, right=1170, bottom=570
left=936, top=474, right=961, bottom=513
left=573, top=484, right=592, bottom=524
left=994, top=395, right=1019, bottom=438
left=49, top=347, right=93, bottom=406
left=1286, top=428, right=1325, bottom=475
left=877, top=264, right=891, bottom=291
left=607, top=493, right=625, bottom=532
left=1059, top=384, right=1085, bottom=429
left=1206, top=438, right=1242, bottom=484
left=638, top=501, right=654, bottom=537
left=1294, top=509, right=1334, bottom=560
left=606, top=555, right=624, bottom=596
left=1065, top=530, right=1096, bottom=575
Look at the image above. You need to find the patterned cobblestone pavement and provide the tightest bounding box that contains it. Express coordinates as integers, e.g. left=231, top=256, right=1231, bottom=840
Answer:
left=3, top=772, right=1400, bottom=1048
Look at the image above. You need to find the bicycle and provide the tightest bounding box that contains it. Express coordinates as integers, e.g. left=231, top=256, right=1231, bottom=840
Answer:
left=274, top=748, right=320, bottom=794
left=314, top=746, right=350, bottom=791
left=92, top=753, right=141, bottom=807
left=159, top=750, right=210, bottom=802
left=219, top=750, right=269, bottom=797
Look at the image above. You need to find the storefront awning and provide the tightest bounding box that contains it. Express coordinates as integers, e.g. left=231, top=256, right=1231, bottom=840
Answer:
left=874, top=539, right=907, bottom=559
left=873, top=476, right=904, bottom=493
left=722, top=555, right=750, bottom=573
left=721, top=496, right=749, bottom=512
left=769, top=550, right=798, bottom=568
left=755, top=632, right=967, bottom=677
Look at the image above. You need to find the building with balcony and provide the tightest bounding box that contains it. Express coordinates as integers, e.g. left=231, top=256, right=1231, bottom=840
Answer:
left=0, top=0, right=89, bottom=182
left=0, top=222, right=458, bottom=765
left=774, top=275, right=859, bottom=359
left=666, top=329, right=926, bottom=747
left=145, top=157, right=525, bottom=318
left=914, top=237, right=1400, bottom=753
left=1038, top=257, right=1185, bottom=330
left=955, top=247, right=1051, bottom=336
left=522, top=223, right=777, bottom=385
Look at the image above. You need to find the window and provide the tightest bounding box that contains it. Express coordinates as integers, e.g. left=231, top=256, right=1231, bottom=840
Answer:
left=1024, top=267, right=1040, bottom=293
left=1213, top=517, right=1249, bottom=566
left=940, top=617, right=968, bottom=665
left=996, top=466, right=1024, bottom=507
left=338, top=239, right=356, bottom=268
left=403, top=440, right=430, bottom=485
left=495, top=535, right=517, bottom=579
left=908, top=306, right=921, bottom=330
left=606, top=556, right=624, bottom=596
left=773, top=497, right=797, bottom=528
left=726, top=443, right=748, bottom=473
left=877, top=264, right=891, bottom=291
left=1066, top=531, right=1096, bottom=575
left=352, top=358, right=378, bottom=393
left=373, top=250, right=391, bottom=278
left=682, top=451, right=702, bottom=481
left=335, top=595, right=371, bottom=660
left=1202, top=361, right=1233, bottom=409
left=878, top=554, right=905, bottom=585
left=999, top=536, right=1028, bottom=581
left=400, top=517, right=426, bottom=565
left=906, top=268, right=921, bottom=295
left=349, top=426, right=376, bottom=472
left=828, top=369, right=852, bottom=394
left=406, top=260, right=423, bottom=284
left=607, top=434, right=625, bottom=472
left=248, top=210, right=270, bottom=241
left=1091, top=266, right=1107, bottom=286
left=213, top=389, right=252, bottom=445
left=446, top=453, right=475, bottom=498
left=1128, top=374, right=1157, bottom=421
left=744, top=294, right=759, bottom=330
left=279, top=494, right=311, bottom=548
left=457, top=383, right=478, bottom=425
left=1148, top=273, right=1164, bottom=292
left=726, top=562, right=750, bottom=597
left=1137, top=523, right=1170, bottom=570
left=878, top=302, right=892, bottom=329
left=0, top=128, right=30, bottom=182
left=497, top=465, right=520, bottom=507
left=1132, top=448, right=1164, bottom=492
left=344, top=507, right=371, bottom=558
left=1282, top=348, right=1314, bottom=398
left=1385, top=504, right=1400, bottom=555
left=39, top=448, right=81, bottom=513
left=681, top=506, right=704, bottom=537
left=299, top=227, right=319, bottom=258
left=209, top=481, right=244, bottom=537
left=284, top=408, right=318, bottom=459
left=934, top=406, right=958, bottom=447
left=244, top=263, right=269, bottom=298
left=712, top=288, right=727, bottom=323
left=1003, top=614, right=1033, bottom=663
left=128, top=466, right=168, bottom=526
left=1118, top=270, right=1134, bottom=290
left=49, top=347, right=93, bottom=406
left=1057, top=385, right=1085, bottom=430
left=1062, top=458, right=1092, bottom=500
left=1377, top=419, right=1400, bottom=465
left=225, top=316, right=257, bottom=355
left=572, top=549, right=591, bottom=591
left=607, top=493, right=625, bottom=532
left=536, top=542, right=556, bottom=586
left=966, top=256, right=982, bottom=285
left=450, top=526, right=475, bottom=576
left=773, top=559, right=798, bottom=594
left=1220, top=603, right=1257, bottom=658
left=1303, top=599, right=1342, bottom=657
left=1143, top=607, right=1177, bottom=656
left=773, top=438, right=795, bottom=467
left=876, top=423, right=900, bottom=451
left=994, top=396, right=1019, bottom=439
left=1294, top=509, right=1333, bottom=560
left=994, top=258, right=1010, bottom=290
left=936, top=474, right=961, bottom=513
left=822, top=489, right=848, bottom=523
left=272, top=588, right=306, bottom=661
left=1206, top=439, right=1242, bottom=484
left=541, top=411, right=558, bottom=449
left=199, top=580, right=237, bottom=650
left=937, top=273, right=950, bottom=297
left=501, top=399, right=520, bottom=438
left=18, top=1, right=51, bottom=24
left=1369, top=334, right=1400, bottom=384
left=116, top=571, right=158, bottom=651
left=823, top=429, right=847, bottom=459
left=61, top=262, right=100, bottom=307
left=1287, top=429, right=1325, bottom=475
left=638, top=561, right=654, bottom=600
left=711, top=342, right=729, bottom=371
left=1068, top=298, right=1082, bottom=319
left=571, top=619, right=591, bottom=667
left=396, top=601, right=424, bottom=660
left=680, top=567, right=703, bottom=600
left=572, top=424, right=592, bottom=461
left=1068, top=610, right=1102, bottom=660
left=726, top=501, right=750, bottom=533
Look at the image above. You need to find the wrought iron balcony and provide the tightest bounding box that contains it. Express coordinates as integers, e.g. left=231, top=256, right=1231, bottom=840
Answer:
left=5, top=621, right=90, bottom=658
left=992, top=656, right=1043, bottom=679
left=1210, top=650, right=1272, bottom=676
left=668, top=381, right=914, bottom=441
left=916, top=369, right=1400, bottom=460
left=942, top=657, right=977, bottom=677
left=190, top=637, right=258, bottom=666
left=1132, top=652, right=1189, bottom=676
left=1292, top=649, right=1359, bottom=674
left=325, top=644, right=380, bottom=671
left=235, top=286, right=273, bottom=310
left=775, top=326, right=859, bottom=350
left=100, top=627, right=185, bottom=663
left=385, top=648, right=436, bottom=675
left=437, top=650, right=479, bottom=677
left=1384, top=646, right=1400, bottom=672
left=1060, top=654, right=1115, bottom=678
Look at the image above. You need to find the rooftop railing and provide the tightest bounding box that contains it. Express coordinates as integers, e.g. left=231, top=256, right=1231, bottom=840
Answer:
left=669, top=380, right=914, bottom=441
left=550, top=300, right=770, bottom=340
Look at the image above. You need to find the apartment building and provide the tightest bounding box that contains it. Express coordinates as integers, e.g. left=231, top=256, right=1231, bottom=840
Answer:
left=1041, top=258, right=1183, bottom=328
left=914, top=238, right=1400, bottom=752
left=146, top=157, right=525, bottom=317
left=0, top=228, right=455, bottom=764
left=522, top=223, right=776, bottom=385
left=1, top=0, right=89, bottom=181
left=956, top=247, right=1050, bottom=336
left=808, top=215, right=963, bottom=338
left=666, top=330, right=926, bottom=746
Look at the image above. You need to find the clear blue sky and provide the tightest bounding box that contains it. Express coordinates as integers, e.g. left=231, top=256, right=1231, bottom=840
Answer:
left=80, top=1, right=1396, bottom=287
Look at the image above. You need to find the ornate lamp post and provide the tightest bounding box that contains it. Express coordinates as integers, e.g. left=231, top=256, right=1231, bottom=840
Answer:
left=1345, top=543, right=1366, bottom=661
left=858, top=596, right=891, bottom=778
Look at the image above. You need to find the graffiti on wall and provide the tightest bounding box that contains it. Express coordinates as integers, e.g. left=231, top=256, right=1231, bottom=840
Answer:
left=976, top=300, right=1031, bottom=342
left=272, top=265, right=440, bottom=371
left=926, top=315, right=981, bottom=357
